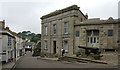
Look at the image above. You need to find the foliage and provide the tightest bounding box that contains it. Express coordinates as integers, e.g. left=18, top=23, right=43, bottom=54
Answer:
left=33, top=46, right=37, bottom=51
left=92, top=53, right=103, bottom=60
left=18, top=31, right=37, bottom=40
left=22, top=37, right=25, bottom=40
left=28, top=33, right=35, bottom=36
left=76, top=51, right=81, bottom=57
left=31, top=37, right=40, bottom=43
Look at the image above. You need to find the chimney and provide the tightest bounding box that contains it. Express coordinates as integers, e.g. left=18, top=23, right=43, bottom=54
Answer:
left=85, top=13, right=88, bottom=19
left=1, top=20, right=5, bottom=28
left=6, top=26, right=9, bottom=30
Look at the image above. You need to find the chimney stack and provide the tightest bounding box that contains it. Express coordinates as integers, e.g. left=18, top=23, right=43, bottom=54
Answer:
left=6, top=26, right=9, bottom=30
left=1, top=20, right=5, bottom=28
left=85, top=13, right=88, bottom=19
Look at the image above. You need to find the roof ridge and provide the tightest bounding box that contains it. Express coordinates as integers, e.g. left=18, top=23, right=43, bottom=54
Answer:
left=40, top=5, right=79, bottom=19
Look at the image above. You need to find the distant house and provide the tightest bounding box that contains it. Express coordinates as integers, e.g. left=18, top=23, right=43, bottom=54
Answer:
left=14, top=34, right=24, bottom=57
left=22, top=42, right=35, bottom=52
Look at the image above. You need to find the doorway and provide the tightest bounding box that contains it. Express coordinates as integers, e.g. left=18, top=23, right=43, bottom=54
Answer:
left=53, top=41, right=56, bottom=54
left=87, top=30, right=99, bottom=48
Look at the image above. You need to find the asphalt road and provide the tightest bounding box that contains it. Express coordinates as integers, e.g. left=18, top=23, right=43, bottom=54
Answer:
left=14, top=52, right=118, bottom=70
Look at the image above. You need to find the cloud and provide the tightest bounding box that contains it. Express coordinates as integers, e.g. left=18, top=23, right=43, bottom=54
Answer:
left=0, top=0, right=119, bottom=34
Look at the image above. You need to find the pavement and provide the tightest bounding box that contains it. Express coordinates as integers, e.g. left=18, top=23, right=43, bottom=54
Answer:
left=1, top=51, right=118, bottom=69
left=14, top=52, right=118, bottom=69
left=2, top=56, right=22, bottom=70
left=38, top=52, right=118, bottom=66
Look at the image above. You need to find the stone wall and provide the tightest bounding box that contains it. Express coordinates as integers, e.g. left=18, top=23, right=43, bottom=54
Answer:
left=74, top=23, right=118, bottom=53
left=41, top=8, right=86, bottom=56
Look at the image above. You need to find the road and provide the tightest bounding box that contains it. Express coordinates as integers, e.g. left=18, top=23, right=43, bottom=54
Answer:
left=14, top=52, right=118, bottom=70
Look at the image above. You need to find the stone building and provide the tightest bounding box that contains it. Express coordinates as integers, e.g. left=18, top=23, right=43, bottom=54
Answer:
left=40, top=5, right=118, bottom=56
left=40, top=5, right=87, bottom=56
left=74, top=18, right=118, bottom=53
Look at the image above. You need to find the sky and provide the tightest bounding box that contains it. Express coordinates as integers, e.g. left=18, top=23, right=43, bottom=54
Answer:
left=0, top=0, right=119, bottom=34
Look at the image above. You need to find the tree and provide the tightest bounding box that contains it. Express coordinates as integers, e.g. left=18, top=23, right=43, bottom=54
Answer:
left=31, top=37, right=40, bottom=43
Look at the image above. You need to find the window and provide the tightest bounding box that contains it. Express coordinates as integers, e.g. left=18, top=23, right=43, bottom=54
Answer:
left=45, top=26, right=47, bottom=35
left=88, top=37, right=89, bottom=43
left=94, top=37, right=96, bottom=43
left=44, top=40, right=47, bottom=49
left=64, top=41, right=68, bottom=52
left=108, top=30, right=113, bottom=36
left=64, top=22, right=68, bottom=34
left=90, top=37, right=92, bottom=43
left=87, top=30, right=99, bottom=36
left=76, top=31, right=79, bottom=37
left=53, top=24, right=56, bottom=35
left=8, top=37, right=11, bottom=46
left=97, top=37, right=99, bottom=43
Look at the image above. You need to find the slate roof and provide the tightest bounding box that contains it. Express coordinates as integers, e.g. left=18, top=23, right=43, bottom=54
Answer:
left=75, top=17, right=118, bottom=26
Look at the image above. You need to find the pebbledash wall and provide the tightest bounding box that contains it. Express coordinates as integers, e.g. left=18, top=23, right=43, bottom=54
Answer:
left=40, top=5, right=119, bottom=56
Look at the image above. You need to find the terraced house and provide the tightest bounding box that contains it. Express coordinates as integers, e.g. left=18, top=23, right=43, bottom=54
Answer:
left=0, top=20, right=25, bottom=64
left=0, top=20, right=16, bottom=63
left=40, top=5, right=119, bottom=56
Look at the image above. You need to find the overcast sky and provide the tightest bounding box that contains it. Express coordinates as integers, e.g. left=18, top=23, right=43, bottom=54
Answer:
left=0, top=0, right=119, bottom=34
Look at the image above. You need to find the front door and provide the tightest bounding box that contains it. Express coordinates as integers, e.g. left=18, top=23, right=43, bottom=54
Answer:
left=87, top=30, right=99, bottom=48
left=53, top=41, right=56, bottom=54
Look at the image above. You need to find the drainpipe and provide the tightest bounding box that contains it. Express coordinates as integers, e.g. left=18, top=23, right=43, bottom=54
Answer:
left=49, top=22, right=51, bottom=54
left=14, top=39, right=16, bottom=63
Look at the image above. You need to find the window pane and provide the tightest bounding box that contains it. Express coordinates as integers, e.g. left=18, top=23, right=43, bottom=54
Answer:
left=54, top=24, right=56, bottom=34
left=64, top=41, right=68, bottom=51
left=97, top=37, right=99, bottom=43
left=88, top=37, right=89, bottom=43
left=93, top=30, right=99, bottom=36
left=45, top=26, right=47, bottom=35
left=87, top=30, right=92, bottom=36
left=44, top=41, right=47, bottom=49
left=94, top=37, right=96, bottom=43
left=76, top=31, right=79, bottom=37
left=90, top=37, right=92, bottom=43
left=108, top=30, right=113, bottom=36
left=64, top=22, right=68, bottom=34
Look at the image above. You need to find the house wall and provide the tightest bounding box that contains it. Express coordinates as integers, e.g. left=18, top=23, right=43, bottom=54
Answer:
left=11, top=37, right=15, bottom=60
left=15, top=36, right=20, bottom=57
left=2, top=35, right=8, bottom=62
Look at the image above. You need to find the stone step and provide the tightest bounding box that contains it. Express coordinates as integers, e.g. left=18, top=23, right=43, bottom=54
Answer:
left=58, top=56, right=107, bottom=64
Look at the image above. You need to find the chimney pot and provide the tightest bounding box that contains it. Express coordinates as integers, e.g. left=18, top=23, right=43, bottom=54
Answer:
left=85, top=13, right=88, bottom=19
left=1, top=20, right=5, bottom=28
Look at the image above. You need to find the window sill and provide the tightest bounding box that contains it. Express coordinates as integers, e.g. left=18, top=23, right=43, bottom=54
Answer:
left=65, top=50, right=68, bottom=53
left=44, top=48, right=48, bottom=50
left=63, top=33, right=70, bottom=35
left=76, top=36, right=79, bottom=37
left=64, top=33, right=68, bottom=34
left=44, top=35, right=48, bottom=36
